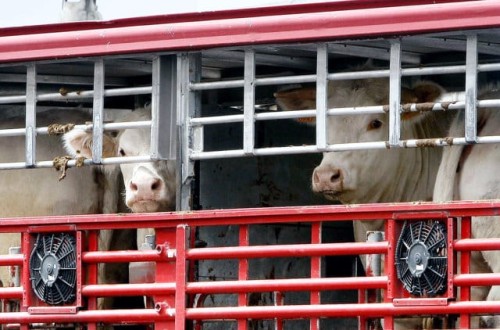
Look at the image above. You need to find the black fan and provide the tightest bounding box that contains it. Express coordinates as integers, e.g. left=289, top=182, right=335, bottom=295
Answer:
left=29, top=233, right=77, bottom=305
left=395, top=220, right=447, bottom=296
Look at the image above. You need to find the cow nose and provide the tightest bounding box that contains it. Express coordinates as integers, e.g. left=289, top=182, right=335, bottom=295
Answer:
left=312, top=166, right=343, bottom=192
left=130, top=177, right=162, bottom=194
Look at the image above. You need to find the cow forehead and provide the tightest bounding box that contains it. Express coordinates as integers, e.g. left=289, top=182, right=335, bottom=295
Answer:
left=329, top=80, right=389, bottom=108
left=119, top=128, right=150, bottom=154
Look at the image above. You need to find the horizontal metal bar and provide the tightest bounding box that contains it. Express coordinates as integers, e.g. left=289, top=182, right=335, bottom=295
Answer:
left=454, top=273, right=500, bottom=286
left=454, top=238, right=500, bottom=251
left=0, top=86, right=152, bottom=105
left=187, top=241, right=387, bottom=260
left=186, top=301, right=500, bottom=320
left=187, top=276, right=388, bottom=294
left=0, top=287, right=23, bottom=300
left=82, top=283, right=175, bottom=297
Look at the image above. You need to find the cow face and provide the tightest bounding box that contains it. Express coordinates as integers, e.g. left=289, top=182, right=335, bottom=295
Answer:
left=275, top=78, right=444, bottom=204
left=63, top=107, right=176, bottom=213
left=117, top=126, right=176, bottom=213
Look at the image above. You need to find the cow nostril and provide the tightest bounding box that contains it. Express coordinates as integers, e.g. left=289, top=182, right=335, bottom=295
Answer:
left=330, top=170, right=341, bottom=183
left=130, top=182, right=138, bottom=192
left=151, top=179, right=161, bottom=191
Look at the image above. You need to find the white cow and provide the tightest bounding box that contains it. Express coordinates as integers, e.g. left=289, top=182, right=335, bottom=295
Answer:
left=0, top=110, right=121, bottom=303
left=434, top=87, right=500, bottom=327
left=60, top=0, right=102, bottom=22
left=63, top=106, right=177, bottom=246
left=275, top=76, right=453, bottom=329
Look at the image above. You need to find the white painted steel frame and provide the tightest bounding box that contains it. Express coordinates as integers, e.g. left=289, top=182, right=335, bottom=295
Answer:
left=185, top=34, right=500, bottom=162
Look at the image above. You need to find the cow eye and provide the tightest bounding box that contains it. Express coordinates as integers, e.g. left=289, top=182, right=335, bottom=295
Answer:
left=368, top=119, right=383, bottom=130
left=119, top=148, right=126, bottom=157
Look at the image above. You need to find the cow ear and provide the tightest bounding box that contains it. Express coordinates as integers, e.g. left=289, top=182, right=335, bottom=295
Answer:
left=274, top=87, right=316, bottom=111
left=401, top=82, right=444, bottom=121
left=63, top=129, right=117, bottom=158
left=274, top=87, right=317, bottom=124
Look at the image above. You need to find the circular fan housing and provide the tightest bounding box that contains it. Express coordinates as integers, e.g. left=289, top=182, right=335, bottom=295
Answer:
left=29, top=233, right=77, bottom=305
left=395, top=220, right=447, bottom=297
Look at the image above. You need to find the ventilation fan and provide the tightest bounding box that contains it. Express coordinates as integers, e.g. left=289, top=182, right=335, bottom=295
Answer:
left=29, top=233, right=77, bottom=305
left=395, top=220, right=447, bottom=297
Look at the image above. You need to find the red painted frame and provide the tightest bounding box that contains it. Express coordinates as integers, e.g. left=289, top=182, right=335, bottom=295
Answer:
left=0, top=1, right=499, bottom=62
left=0, top=201, right=498, bottom=329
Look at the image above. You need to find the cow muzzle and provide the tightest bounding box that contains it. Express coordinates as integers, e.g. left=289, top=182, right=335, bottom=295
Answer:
left=312, top=165, right=344, bottom=198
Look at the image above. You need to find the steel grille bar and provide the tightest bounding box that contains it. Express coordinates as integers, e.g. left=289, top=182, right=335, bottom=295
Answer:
left=316, top=43, right=329, bottom=151
left=465, top=34, right=478, bottom=143
left=92, top=58, right=105, bottom=164
left=151, top=55, right=177, bottom=160
left=243, top=49, right=256, bottom=155
left=25, top=63, right=37, bottom=167
left=388, top=40, right=402, bottom=148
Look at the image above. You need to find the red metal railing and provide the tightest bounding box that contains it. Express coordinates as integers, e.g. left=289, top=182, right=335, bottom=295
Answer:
left=0, top=1, right=500, bottom=62
left=0, top=200, right=499, bottom=329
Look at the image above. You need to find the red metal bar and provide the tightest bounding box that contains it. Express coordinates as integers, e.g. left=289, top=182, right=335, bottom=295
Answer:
left=459, top=216, right=472, bottom=329
left=82, top=248, right=167, bottom=263
left=186, top=241, right=388, bottom=260
left=238, top=225, right=249, bottom=330
left=310, top=223, right=321, bottom=330
left=0, top=309, right=168, bottom=324
left=0, top=255, right=23, bottom=267
left=186, top=301, right=500, bottom=320
left=0, top=1, right=499, bottom=62
left=175, top=225, right=189, bottom=330
left=82, top=283, right=175, bottom=297
left=454, top=238, right=500, bottom=251
left=454, top=273, right=500, bottom=287
left=1, top=201, right=500, bottom=231
left=0, top=287, right=23, bottom=300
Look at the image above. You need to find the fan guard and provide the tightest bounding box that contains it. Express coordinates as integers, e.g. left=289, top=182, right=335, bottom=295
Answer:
left=29, top=233, right=77, bottom=305
left=395, top=220, right=447, bottom=297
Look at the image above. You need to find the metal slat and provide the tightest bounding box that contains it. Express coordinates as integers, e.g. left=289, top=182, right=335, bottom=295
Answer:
left=151, top=55, right=177, bottom=160
left=316, top=43, right=328, bottom=151
left=465, top=34, right=478, bottom=143
left=179, top=52, right=202, bottom=211
left=25, top=63, right=37, bottom=167
left=388, top=40, right=402, bottom=147
left=92, top=59, right=105, bottom=163
left=243, top=49, right=256, bottom=155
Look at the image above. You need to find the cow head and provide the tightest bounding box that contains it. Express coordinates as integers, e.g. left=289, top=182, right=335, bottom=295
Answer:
left=275, top=78, right=444, bottom=204
left=63, top=107, right=176, bottom=213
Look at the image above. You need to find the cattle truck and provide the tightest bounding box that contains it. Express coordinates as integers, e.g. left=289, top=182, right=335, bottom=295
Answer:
left=0, top=1, right=500, bottom=329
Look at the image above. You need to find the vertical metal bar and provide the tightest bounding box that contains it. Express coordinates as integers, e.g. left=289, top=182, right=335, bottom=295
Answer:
left=92, top=58, right=105, bottom=163
left=25, top=63, right=37, bottom=167
left=384, top=219, right=395, bottom=329
left=459, top=216, right=471, bottom=328
left=389, top=40, right=402, bottom=147
left=310, top=222, right=321, bottom=330
left=238, top=225, right=249, bottom=330
left=178, top=53, right=202, bottom=211
left=465, top=34, right=478, bottom=143
left=86, top=230, right=99, bottom=330
left=243, top=49, right=256, bottom=155
left=175, top=225, right=188, bottom=330
left=152, top=55, right=177, bottom=160
left=316, top=43, right=328, bottom=150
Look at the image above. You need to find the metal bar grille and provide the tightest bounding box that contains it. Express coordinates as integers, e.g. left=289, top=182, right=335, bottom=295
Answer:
left=0, top=201, right=499, bottom=328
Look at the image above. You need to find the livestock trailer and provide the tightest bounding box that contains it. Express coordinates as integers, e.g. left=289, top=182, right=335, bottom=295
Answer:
left=0, top=1, right=500, bottom=329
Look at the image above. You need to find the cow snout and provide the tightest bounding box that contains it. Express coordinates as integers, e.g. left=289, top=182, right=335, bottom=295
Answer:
left=312, top=166, right=343, bottom=195
left=130, top=177, right=162, bottom=195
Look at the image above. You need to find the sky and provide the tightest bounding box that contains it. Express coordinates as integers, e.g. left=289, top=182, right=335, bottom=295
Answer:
left=0, top=0, right=328, bottom=28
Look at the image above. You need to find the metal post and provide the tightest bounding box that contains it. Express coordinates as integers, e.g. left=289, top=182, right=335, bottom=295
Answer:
left=25, top=63, right=37, bottom=167
left=316, top=43, right=328, bottom=150
left=389, top=40, right=402, bottom=147
left=243, top=49, right=256, bottom=155
left=151, top=55, right=177, bottom=160
left=465, top=34, right=478, bottom=143
left=178, top=53, right=202, bottom=211
left=92, top=58, right=105, bottom=163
